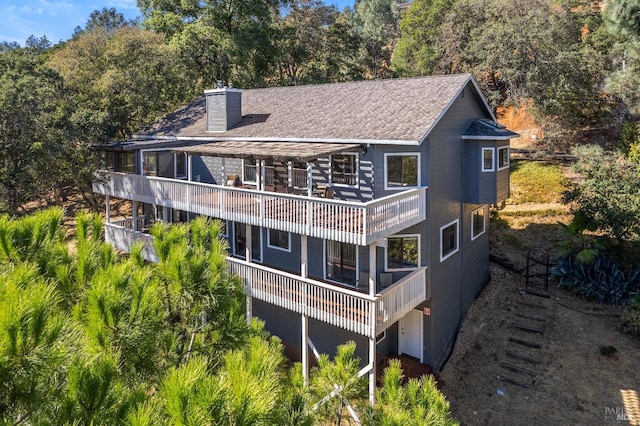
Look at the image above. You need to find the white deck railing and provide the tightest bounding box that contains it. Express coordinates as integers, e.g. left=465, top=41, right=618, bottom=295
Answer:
left=104, top=222, right=427, bottom=337
left=94, top=172, right=427, bottom=245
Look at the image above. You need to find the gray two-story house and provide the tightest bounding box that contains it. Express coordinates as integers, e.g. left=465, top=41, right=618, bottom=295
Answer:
left=93, top=74, right=517, bottom=402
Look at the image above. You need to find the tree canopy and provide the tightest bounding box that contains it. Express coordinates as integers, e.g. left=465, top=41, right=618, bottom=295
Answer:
left=0, top=210, right=455, bottom=424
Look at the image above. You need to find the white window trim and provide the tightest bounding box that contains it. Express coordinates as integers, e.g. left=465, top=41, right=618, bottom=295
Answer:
left=220, top=220, right=229, bottom=238
left=384, top=233, right=421, bottom=271
left=471, top=207, right=486, bottom=241
left=329, top=152, right=359, bottom=188
left=497, top=146, right=510, bottom=170
left=384, top=152, right=421, bottom=190
left=481, top=147, right=495, bottom=172
left=242, top=159, right=258, bottom=184
left=323, top=240, right=359, bottom=285
left=440, top=219, right=460, bottom=262
left=267, top=229, right=291, bottom=252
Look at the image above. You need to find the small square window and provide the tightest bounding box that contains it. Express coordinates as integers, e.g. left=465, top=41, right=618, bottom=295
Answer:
left=386, top=235, right=419, bottom=270
left=440, top=220, right=459, bottom=261
left=471, top=207, right=485, bottom=240
left=498, top=146, right=509, bottom=170
left=482, top=148, right=494, bottom=172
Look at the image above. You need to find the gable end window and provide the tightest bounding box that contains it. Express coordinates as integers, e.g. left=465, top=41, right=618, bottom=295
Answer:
left=330, top=153, right=358, bottom=187
left=386, top=235, right=420, bottom=271
left=471, top=207, right=486, bottom=240
left=440, top=219, right=459, bottom=262
left=498, top=146, right=510, bottom=170
left=482, top=148, right=495, bottom=172
left=385, top=153, right=420, bottom=190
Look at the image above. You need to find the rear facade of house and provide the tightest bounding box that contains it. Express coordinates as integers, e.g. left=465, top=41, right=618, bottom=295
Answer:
left=93, top=74, right=516, bottom=392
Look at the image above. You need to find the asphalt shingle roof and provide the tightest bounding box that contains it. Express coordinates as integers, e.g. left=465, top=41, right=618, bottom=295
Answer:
left=140, top=74, right=482, bottom=143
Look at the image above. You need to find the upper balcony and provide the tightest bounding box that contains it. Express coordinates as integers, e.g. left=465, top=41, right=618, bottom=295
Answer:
left=94, top=171, right=427, bottom=246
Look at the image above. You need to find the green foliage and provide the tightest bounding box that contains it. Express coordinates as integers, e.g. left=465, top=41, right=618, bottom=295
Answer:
left=0, top=268, right=69, bottom=423
left=275, top=1, right=363, bottom=85
left=0, top=48, right=72, bottom=213
left=620, top=297, right=640, bottom=338
left=372, top=359, right=457, bottom=426
left=354, top=0, right=399, bottom=78
left=603, top=0, right=640, bottom=110
left=392, top=0, right=455, bottom=77
left=139, top=0, right=284, bottom=88
left=552, top=253, right=640, bottom=305
left=47, top=26, right=198, bottom=141
left=310, top=341, right=367, bottom=425
left=618, top=120, right=640, bottom=155
left=563, top=145, right=640, bottom=242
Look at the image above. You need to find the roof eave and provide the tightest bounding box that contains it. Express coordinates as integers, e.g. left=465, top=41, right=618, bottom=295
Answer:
left=417, top=74, right=496, bottom=144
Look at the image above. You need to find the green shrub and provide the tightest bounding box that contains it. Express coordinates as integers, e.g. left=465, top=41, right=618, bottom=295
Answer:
left=552, top=253, right=640, bottom=306
left=620, top=298, right=640, bottom=338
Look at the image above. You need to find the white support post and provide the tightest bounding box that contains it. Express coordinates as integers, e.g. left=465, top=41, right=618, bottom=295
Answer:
left=301, top=235, right=309, bottom=386
left=306, top=162, right=313, bottom=197
left=369, top=242, right=377, bottom=406
left=105, top=195, right=110, bottom=223
left=302, top=313, right=309, bottom=386
left=245, top=223, right=253, bottom=323
left=132, top=201, right=138, bottom=231
left=187, top=154, right=192, bottom=181
left=260, top=160, right=265, bottom=192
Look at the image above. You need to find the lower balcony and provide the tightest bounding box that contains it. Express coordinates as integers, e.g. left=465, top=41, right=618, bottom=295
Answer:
left=104, top=220, right=427, bottom=338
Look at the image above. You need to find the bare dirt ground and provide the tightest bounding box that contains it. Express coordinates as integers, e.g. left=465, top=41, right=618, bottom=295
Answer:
left=440, top=132, right=640, bottom=425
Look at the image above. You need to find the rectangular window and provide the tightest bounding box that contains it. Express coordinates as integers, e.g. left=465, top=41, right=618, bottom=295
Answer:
left=440, top=219, right=459, bottom=261
left=104, top=150, right=115, bottom=170
left=267, top=229, right=290, bottom=252
left=244, top=159, right=257, bottom=183
left=498, top=146, right=509, bottom=170
left=471, top=207, right=486, bottom=240
left=234, top=223, right=262, bottom=262
left=330, top=153, right=357, bottom=186
left=157, top=151, right=174, bottom=178
left=386, top=235, right=420, bottom=270
left=385, top=153, right=420, bottom=189
left=117, top=151, right=136, bottom=173
left=176, top=152, right=187, bottom=178
left=290, top=161, right=308, bottom=189
left=142, top=152, right=157, bottom=176
left=482, top=148, right=495, bottom=172
left=326, top=240, right=357, bottom=285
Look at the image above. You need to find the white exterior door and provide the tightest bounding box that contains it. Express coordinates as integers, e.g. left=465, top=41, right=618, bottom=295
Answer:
left=399, top=309, right=423, bottom=362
